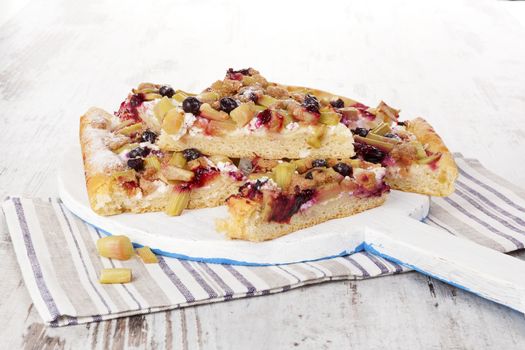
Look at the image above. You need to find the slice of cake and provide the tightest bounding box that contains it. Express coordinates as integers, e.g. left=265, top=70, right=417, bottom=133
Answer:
left=80, top=108, right=244, bottom=216
left=152, top=68, right=357, bottom=159
left=216, top=158, right=389, bottom=242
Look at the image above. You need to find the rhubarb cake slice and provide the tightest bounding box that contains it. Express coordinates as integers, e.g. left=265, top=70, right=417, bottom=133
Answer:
left=154, top=68, right=356, bottom=159
left=80, top=108, right=244, bottom=216
left=349, top=117, right=457, bottom=197
left=216, top=158, right=390, bottom=242
left=283, top=85, right=458, bottom=196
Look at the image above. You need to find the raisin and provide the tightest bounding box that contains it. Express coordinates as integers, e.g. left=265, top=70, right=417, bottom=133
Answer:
left=128, top=147, right=150, bottom=158
left=219, top=97, right=238, bottom=113
left=127, top=158, right=144, bottom=171
left=354, top=143, right=386, bottom=163
left=182, top=148, right=202, bottom=161
left=311, top=159, right=328, bottom=168
left=351, top=128, right=369, bottom=137
left=332, top=162, right=352, bottom=177
left=302, top=94, right=320, bottom=113
left=330, top=98, right=345, bottom=108
left=140, top=130, right=157, bottom=143
left=129, top=94, right=144, bottom=107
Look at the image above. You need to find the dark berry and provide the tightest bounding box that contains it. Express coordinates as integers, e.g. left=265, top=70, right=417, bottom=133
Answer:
left=129, top=94, right=144, bottom=107
left=384, top=133, right=396, bottom=138
left=302, top=94, right=320, bottom=113
left=128, top=147, right=150, bottom=159
left=182, top=148, right=202, bottom=161
left=219, top=97, right=238, bottom=113
left=140, top=130, right=157, bottom=143
left=330, top=98, right=345, bottom=108
left=305, top=171, right=313, bottom=180
left=354, top=143, right=386, bottom=164
left=256, top=109, right=272, bottom=125
left=332, top=162, right=352, bottom=177
left=227, top=68, right=251, bottom=80
left=351, top=128, right=369, bottom=137
left=311, top=159, right=328, bottom=168
left=268, top=189, right=316, bottom=223
left=182, top=97, right=202, bottom=115
left=159, top=85, right=175, bottom=98
left=127, top=158, right=144, bottom=171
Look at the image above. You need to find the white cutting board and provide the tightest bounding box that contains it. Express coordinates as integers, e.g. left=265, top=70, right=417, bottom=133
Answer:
left=58, top=145, right=429, bottom=265
left=58, top=146, right=525, bottom=314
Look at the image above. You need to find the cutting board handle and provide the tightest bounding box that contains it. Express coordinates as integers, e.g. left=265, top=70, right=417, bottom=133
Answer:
left=363, top=214, right=525, bottom=313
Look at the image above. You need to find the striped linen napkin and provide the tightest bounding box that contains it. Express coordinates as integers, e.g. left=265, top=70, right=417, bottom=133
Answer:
left=2, top=154, right=525, bottom=327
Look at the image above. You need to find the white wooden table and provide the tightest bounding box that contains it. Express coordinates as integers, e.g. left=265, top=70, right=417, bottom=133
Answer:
left=1, top=0, right=525, bottom=348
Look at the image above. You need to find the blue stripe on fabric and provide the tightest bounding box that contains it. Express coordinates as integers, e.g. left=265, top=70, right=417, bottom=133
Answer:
left=12, top=198, right=61, bottom=322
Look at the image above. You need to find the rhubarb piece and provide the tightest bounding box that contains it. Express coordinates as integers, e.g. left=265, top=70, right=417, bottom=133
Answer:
left=137, top=82, right=158, bottom=91
left=169, top=152, right=187, bottom=168
left=117, top=123, right=143, bottom=136
left=273, top=162, right=296, bottom=190
left=354, top=135, right=394, bottom=152
left=257, top=95, right=277, bottom=108
left=112, top=169, right=137, bottom=183
left=370, top=122, right=390, bottom=136
left=154, top=97, right=174, bottom=121
left=144, top=156, right=161, bottom=171
left=279, top=109, right=294, bottom=126
left=162, top=108, right=185, bottom=134
left=418, top=152, right=442, bottom=164
left=136, top=246, right=158, bottom=264
left=199, top=103, right=230, bottom=121
left=172, top=92, right=188, bottom=103
left=230, top=102, right=255, bottom=127
left=292, top=159, right=309, bottom=173
left=366, top=133, right=400, bottom=144
left=199, top=91, right=220, bottom=103
left=96, top=235, right=134, bottom=260
left=99, top=268, right=132, bottom=284
left=162, top=166, right=194, bottom=181
left=115, top=142, right=139, bottom=155
left=253, top=104, right=266, bottom=112
left=209, top=155, right=232, bottom=164
left=307, top=125, right=326, bottom=148
left=165, top=189, right=190, bottom=216
left=292, top=107, right=319, bottom=124
left=266, top=110, right=284, bottom=132
left=144, top=93, right=162, bottom=101
left=319, top=111, right=341, bottom=125
left=375, top=101, right=400, bottom=122
left=413, top=142, right=428, bottom=159
left=242, top=76, right=256, bottom=86
left=206, top=119, right=237, bottom=136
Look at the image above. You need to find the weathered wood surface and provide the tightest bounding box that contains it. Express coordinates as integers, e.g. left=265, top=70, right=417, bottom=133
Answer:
left=1, top=0, right=525, bottom=348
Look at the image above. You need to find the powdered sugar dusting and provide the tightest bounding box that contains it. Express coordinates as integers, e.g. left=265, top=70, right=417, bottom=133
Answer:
left=83, top=111, right=126, bottom=173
